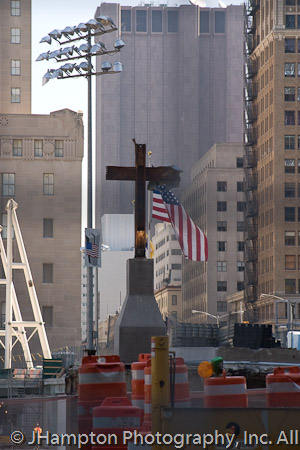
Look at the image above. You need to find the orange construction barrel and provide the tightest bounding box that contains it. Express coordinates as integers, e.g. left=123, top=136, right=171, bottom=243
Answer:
left=204, top=375, right=248, bottom=408
left=173, top=357, right=191, bottom=408
left=131, top=353, right=151, bottom=411
left=266, top=366, right=300, bottom=407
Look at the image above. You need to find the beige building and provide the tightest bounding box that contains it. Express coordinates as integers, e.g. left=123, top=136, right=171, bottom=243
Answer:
left=0, top=108, right=84, bottom=354
left=244, top=1, right=300, bottom=313
left=0, top=0, right=31, bottom=114
left=182, top=143, right=245, bottom=325
left=154, top=285, right=182, bottom=323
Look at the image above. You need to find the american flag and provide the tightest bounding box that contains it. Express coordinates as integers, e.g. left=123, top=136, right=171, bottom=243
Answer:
left=86, top=242, right=99, bottom=258
left=152, top=189, right=208, bottom=262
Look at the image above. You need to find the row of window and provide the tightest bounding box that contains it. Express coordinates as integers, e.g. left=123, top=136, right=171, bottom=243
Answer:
left=217, top=201, right=246, bottom=212
left=121, top=9, right=178, bottom=33
left=217, top=281, right=244, bottom=292
left=2, top=173, right=55, bottom=196
left=217, top=181, right=244, bottom=192
left=286, top=0, right=300, bottom=5
left=217, top=261, right=245, bottom=272
left=1, top=217, right=53, bottom=239
left=217, top=221, right=245, bottom=232
left=217, top=241, right=244, bottom=252
left=285, top=15, right=300, bottom=29
left=285, top=86, right=300, bottom=102
left=199, top=10, right=225, bottom=34
left=284, top=158, right=300, bottom=173
left=285, top=278, right=300, bottom=294
left=9, top=140, right=64, bottom=157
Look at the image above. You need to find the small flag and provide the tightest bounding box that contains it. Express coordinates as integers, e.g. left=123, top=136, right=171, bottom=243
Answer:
left=86, top=242, right=99, bottom=258
left=85, top=228, right=102, bottom=267
left=152, top=188, right=208, bottom=262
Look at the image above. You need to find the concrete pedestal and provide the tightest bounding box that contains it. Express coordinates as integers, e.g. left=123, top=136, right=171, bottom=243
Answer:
left=114, top=258, right=166, bottom=363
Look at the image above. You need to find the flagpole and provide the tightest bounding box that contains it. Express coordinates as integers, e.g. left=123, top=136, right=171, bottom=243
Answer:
left=147, top=151, right=152, bottom=258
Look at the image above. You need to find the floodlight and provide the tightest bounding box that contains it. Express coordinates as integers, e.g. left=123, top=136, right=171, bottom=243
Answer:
left=60, top=63, right=76, bottom=73
left=40, top=35, right=52, bottom=45
left=78, top=43, right=91, bottom=53
left=49, top=49, right=62, bottom=59
left=61, top=26, right=76, bottom=39
left=51, top=69, right=63, bottom=79
left=114, top=39, right=125, bottom=50
left=78, top=61, right=93, bottom=72
left=42, top=70, right=53, bottom=85
left=60, top=46, right=74, bottom=56
left=75, top=23, right=88, bottom=34
left=36, top=51, right=50, bottom=62
left=101, top=61, right=112, bottom=72
left=96, top=15, right=116, bottom=28
left=48, top=29, right=62, bottom=40
left=112, top=61, right=123, bottom=73
left=85, top=19, right=99, bottom=30
left=90, top=42, right=107, bottom=55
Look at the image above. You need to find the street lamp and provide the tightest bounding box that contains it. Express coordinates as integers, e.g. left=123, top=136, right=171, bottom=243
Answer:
left=260, top=293, right=298, bottom=341
left=191, top=309, right=244, bottom=326
left=37, top=15, right=124, bottom=355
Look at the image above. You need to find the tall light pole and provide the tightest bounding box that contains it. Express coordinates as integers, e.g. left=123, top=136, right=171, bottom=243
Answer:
left=37, top=15, right=125, bottom=354
left=191, top=309, right=244, bottom=326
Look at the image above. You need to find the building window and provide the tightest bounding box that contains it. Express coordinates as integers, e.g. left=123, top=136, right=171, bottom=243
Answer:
left=285, top=207, right=295, bottom=222
left=171, top=264, right=181, bottom=270
left=236, top=157, right=243, bottom=168
left=217, top=181, right=227, bottom=192
left=285, top=135, right=295, bottom=149
left=121, top=10, right=131, bottom=32
left=13, top=139, right=22, bottom=156
left=237, top=201, right=246, bottom=212
left=237, top=281, right=244, bottom=291
left=217, top=261, right=227, bottom=272
left=11, top=28, right=21, bottom=44
left=286, top=15, right=296, bottom=29
left=168, top=11, right=178, bottom=32
left=217, top=281, right=227, bottom=292
left=285, top=182, right=296, bottom=197
left=285, top=111, right=295, bottom=125
left=217, top=221, right=227, bottom=232
left=215, top=11, right=225, bottom=33
left=237, top=241, right=244, bottom=252
left=218, top=241, right=226, bottom=251
left=55, top=140, right=63, bottom=157
left=237, top=261, right=245, bottom=272
left=285, top=255, right=296, bottom=270
left=152, top=10, right=162, bottom=32
left=136, top=10, right=147, bottom=32
left=286, top=0, right=295, bottom=4
left=42, top=306, right=53, bottom=327
left=217, top=301, right=227, bottom=312
left=217, top=201, right=227, bottom=212
left=43, top=174, right=54, bottom=195
left=237, top=181, right=244, bottom=192
left=200, top=10, right=209, bottom=33
left=285, top=87, right=295, bottom=101
left=285, top=231, right=296, bottom=246
left=43, top=263, right=53, bottom=283
left=285, top=38, right=295, bottom=53
left=285, top=159, right=295, bottom=173
left=171, top=249, right=181, bottom=255
left=2, top=173, right=15, bottom=197
left=11, top=59, right=20, bottom=76
left=172, top=295, right=177, bottom=305
left=43, top=219, right=53, bottom=238
left=11, top=88, right=20, bottom=103
left=237, top=221, right=245, bottom=232
left=11, top=0, right=20, bottom=15
left=285, top=278, right=296, bottom=293
left=34, top=140, right=43, bottom=157
left=285, top=63, right=295, bottom=77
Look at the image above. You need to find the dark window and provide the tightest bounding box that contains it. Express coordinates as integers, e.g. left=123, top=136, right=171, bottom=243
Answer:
left=298, top=207, right=300, bottom=221
left=286, top=0, right=296, bottom=5
left=200, top=11, right=209, bottom=33
left=299, top=159, right=300, bottom=173
left=215, top=11, right=225, bottom=33
left=285, top=231, right=296, bottom=246
left=237, top=241, right=244, bottom=252
left=217, top=201, right=227, bottom=212
left=55, top=140, right=63, bottom=157
left=217, top=181, right=227, bottom=192
left=43, top=174, right=54, bottom=195
left=236, top=157, right=243, bottom=168
left=172, top=295, right=177, bottom=305
left=285, top=207, right=295, bottom=221
left=285, top=135, right=295, bottom=149
left=168, top=11, right=178, bottom=32
left=285, top=111, right=295, bottom=125
left=285, top=182, right=296, bottom=197
left=43, top=263, right=53, bottom=283
left=217, top=221, right=227, bottom=231
left=152, top=10, right=162, bottom=32
left=298, top=136, right=300, bottom=149
left=217, top=281, right=227, bottom=292
left=237, top=281, right=244, bottom=291
left=237, top=201, right=246, bottom=212
left=13, top=139, right=22, bottom=156
left=237, top=181, right=244, bottom=192
left=237, top=221, right=245, bottom=232
left=217, top=301, right=227, bottom=312
left=171, top=264, right=181, bottom=270
left=121, top=10, right=131, bottom=32
left=285, top=278, right=296, bottom=294
left=42, top=306, right=53, bottom=327
left=218, top=241, right=226, bottom=251
left=285, top=38, right=295, bottom=53
left=285, top=159, right=295, bottom=173
left=286, top=15, right=296, bottom=29
left=237, top=261, right=245, bottom=272
left=298, top=15, right=300, bottom=29
left=136, top=10, right=147, bottom=32
left=285, top=63, right=295, bottom=77
left=285, top=87, right=295, bottom=101
left=43, top=219, right=53, bottom=238
left=34, top=140, right=43, bottom=157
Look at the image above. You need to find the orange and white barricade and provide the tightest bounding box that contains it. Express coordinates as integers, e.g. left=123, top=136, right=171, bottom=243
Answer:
left=204, top=375, right=248, bottom=408
left=266, top=366, right=300, bottom=407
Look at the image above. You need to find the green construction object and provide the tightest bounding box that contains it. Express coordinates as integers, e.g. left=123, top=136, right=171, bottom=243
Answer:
left=43, top=358, right=63, bottom=379
left=211, top=357, right=223, bottom=376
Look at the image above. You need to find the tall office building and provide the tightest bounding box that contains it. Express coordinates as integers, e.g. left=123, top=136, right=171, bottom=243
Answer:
left=0, top=0, right=31, bottom=114
left=182, top=143, right=245, bottom=324
left=244, top=1, right=300, bottom=315
left=95, top=3, right=244, bottom=225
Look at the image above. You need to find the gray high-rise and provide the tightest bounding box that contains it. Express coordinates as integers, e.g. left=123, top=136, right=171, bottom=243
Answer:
left=95, top=3, right=244, bottom=225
